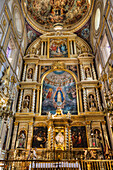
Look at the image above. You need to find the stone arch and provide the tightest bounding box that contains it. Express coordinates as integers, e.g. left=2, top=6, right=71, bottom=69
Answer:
left=40, top=68, right=79, bottom=115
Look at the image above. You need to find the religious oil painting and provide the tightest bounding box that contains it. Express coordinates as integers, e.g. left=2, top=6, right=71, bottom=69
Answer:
left=49, top=39, right=68, bottom=58
left=42, top=70, right=77, bottom=115
left=32, top=127, right=47, bottom=148
left=27, top=0, right=90, bottom=30
left=71, top=126, right=87, bottom=148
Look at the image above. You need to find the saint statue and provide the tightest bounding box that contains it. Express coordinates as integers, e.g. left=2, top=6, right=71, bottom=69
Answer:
left=85, top=68, right=91, bottom=79
left=23, top=95, right=30, bottom=112
left=17, top=131, right=26, bottom=148
left=88, top=94, right=96, bottom=111
left=27, top=68, right=33, bottom=79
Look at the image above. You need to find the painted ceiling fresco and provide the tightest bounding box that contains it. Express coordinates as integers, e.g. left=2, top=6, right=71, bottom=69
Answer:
left=27, top=0, right=90, bottom=30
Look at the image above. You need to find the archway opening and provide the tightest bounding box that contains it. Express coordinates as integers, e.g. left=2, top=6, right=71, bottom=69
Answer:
left=41, top=70, right=78, bottom=115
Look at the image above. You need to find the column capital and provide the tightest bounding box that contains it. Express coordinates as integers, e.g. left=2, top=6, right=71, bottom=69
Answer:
left=86, top=121, right=91, bottom=125
left=29, top=122, right=33, bottom=126
left=14, top=122, right=18, bottom=126
left=101, top=121, right=106, bottom=125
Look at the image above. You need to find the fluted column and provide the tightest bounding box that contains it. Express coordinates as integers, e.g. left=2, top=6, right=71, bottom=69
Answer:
left=27, top=122, right=33, bottom=149
left=106, top=115, right=113, bottom=150
left=32, top=89, right=35, bottom=112
left=36, top=88, right=40, bottom=113
left=101, top=121, right=110, bottom=147
left=41, top=41, right=43, bottom=55
left=22, top=64, right=27, bottom=81
left=83, top=88, right=87, bottom=112
left=0, top=120, right=7, bottom=151
left=65, top=126, right=69, bottom=150
left=86, top=121, right=91, bottom=147
left=70, top=41, right=73, bottom=55
left=74, top=40, right=77, bottom=55
left=96, top=88, right=102, bottom=111
left=18, top=89, right=24, bottom=112
left=80, top=64, right=85, bottom=80
left=51, top=127, right=54, bottom=150
left=0, top=118, right=5, bottom=138
left=35, top=64, right=38, bottom=81
left=79, top=87, right=83, bottom=112
left=44, top=42, right=47, bottom=55
left=6, top=117, right=13, bottom=150
left=11, top=122, right=18, bottom=149
left=92, top=63, right=96, bottom=80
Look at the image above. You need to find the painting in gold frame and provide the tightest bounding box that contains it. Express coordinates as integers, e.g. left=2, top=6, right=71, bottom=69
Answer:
left=49, top=38, right=68, bottom=58
left=32, top=126, right=47, bottom=148
left=71, top=126, right=88, bottom=148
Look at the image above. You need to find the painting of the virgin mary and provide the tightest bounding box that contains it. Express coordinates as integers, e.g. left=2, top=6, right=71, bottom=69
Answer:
left=54, top=87, right=65, bottom=108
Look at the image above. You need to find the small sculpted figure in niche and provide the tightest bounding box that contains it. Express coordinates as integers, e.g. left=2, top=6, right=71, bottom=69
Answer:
left=94, top=129, right=101, bottom=147
left=17, top=131, right=26, bottom=148
left=27, top=68, right=33, bottom=79
left=23, top=95, right=30, bottom=111
left=88, top=94, right=96, bottom=111
left=94, top=129, right=101, bottom=140
left=85, top=67, right=91, bottom=79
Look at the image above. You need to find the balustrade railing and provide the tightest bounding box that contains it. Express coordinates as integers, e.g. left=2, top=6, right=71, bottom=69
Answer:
left=0, top=160, right=113, bottom=170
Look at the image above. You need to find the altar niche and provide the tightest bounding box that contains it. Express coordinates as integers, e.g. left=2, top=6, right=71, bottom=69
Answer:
left=41, top=70, right=78, bottom=115
left=32, top=127, right=47, bottom=148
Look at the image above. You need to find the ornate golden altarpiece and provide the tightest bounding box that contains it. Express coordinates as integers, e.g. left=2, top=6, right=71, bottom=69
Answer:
left=10, top=32, right=109, bottom=161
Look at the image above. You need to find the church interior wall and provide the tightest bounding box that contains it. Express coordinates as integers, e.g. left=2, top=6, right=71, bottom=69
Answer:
left=0, top=0, right=113, bottom=167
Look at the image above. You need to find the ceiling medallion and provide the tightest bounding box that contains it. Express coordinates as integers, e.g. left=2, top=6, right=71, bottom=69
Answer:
left=22, top=0, right=94, bottom=33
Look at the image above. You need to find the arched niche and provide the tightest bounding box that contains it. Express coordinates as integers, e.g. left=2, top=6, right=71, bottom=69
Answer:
left=40, top=69, right=79, bottom=115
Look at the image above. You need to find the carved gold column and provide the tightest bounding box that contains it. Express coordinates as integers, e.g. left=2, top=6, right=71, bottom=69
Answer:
left=18, top=89, right=24, bottom=112
left=32, top=89, right=35, bottom=112
left=79, top=86, right=83, bottom=112
left=0, top=118, right=5, bottom=138
left=34, top=64, right=38, bottom=81
left=27, top=122, right=33, bottom=149
left=70, top=41, right=73, bottom=55
left=22, top=64, right=27, bottom=81
left=6, top=117, right=13, bottom=150
left=68, top=127, right=72, bottom=158
left=83, top=88, right=87, bottom=112
left=11, top=122, right=18, bottom=149
left=36, top=87, right=40, bottom=113
left=91, top=63, right=96, bottom=80
left=74, top=40, right=77, bottom=55
left=41, top=41, right=43, bottom=56
left=86, top=121, right=91, bottom=147
left=0, top=119, right=7, bottom=151
left=101, top=121, right=110, bottom=147
left=44, top=41, right=47, bottom=56
left=96, top=87, right=102, bottom=111
left=106, top=114, right=113, bottom=150
left=80, top=64, right=85, bottom=80
left=65, top=125, right=69, bottom=150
